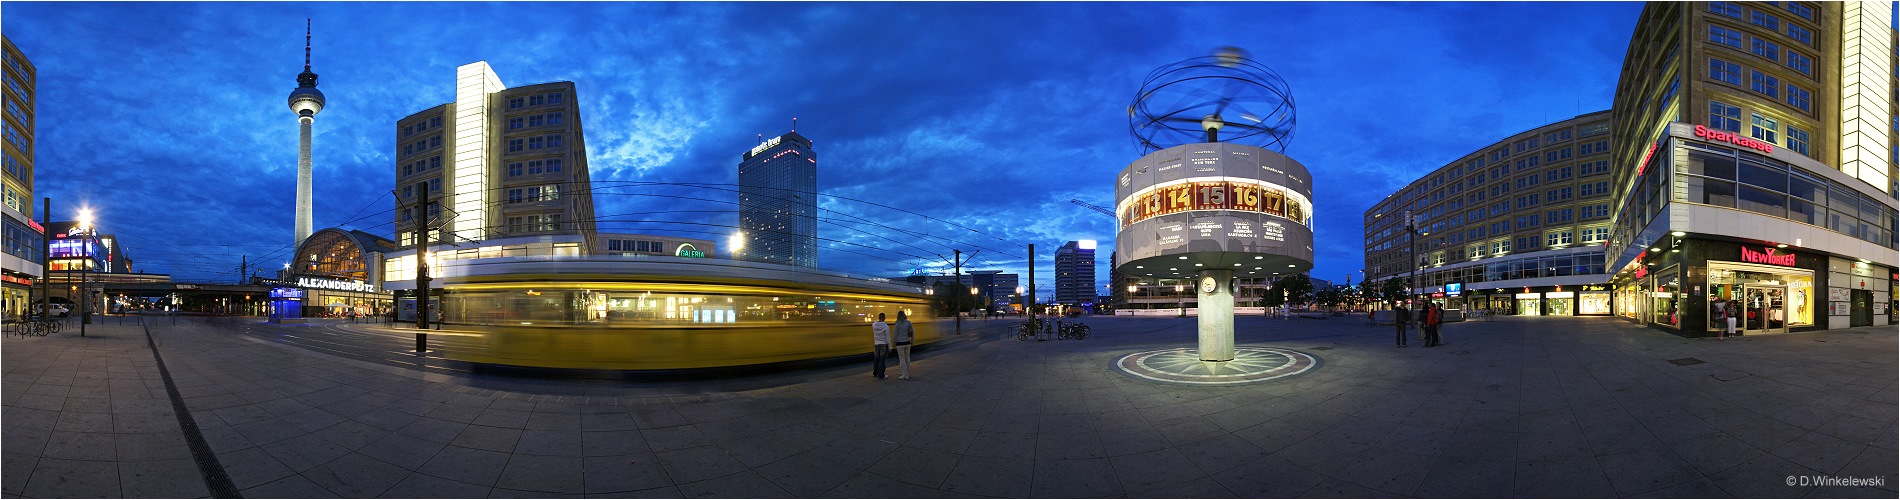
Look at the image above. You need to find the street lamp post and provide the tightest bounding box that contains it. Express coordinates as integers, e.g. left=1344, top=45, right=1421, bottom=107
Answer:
left=77, top=208, right=93, bottom=336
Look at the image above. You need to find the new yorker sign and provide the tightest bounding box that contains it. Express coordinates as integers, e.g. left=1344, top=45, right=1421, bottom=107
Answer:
left=1693, top=125, right=1774, bottom=155
left=1739, top=246, right=1797, bottom=266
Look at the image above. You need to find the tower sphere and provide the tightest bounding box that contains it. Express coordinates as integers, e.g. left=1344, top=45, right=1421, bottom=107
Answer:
left=289, top=86, right=325, bottom=116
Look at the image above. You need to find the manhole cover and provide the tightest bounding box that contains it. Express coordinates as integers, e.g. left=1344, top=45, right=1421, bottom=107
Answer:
left=1668, top=358, right=1706, bottom=366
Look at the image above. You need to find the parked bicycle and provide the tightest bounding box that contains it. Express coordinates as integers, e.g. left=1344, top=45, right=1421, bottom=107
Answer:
left=1059, top=322, right=1089, bottom=340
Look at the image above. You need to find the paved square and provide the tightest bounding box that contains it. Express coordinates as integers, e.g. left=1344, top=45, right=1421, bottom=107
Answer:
left=2, top=314, right=1894, bottom=498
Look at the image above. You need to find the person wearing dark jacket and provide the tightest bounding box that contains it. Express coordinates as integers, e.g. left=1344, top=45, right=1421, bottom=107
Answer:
left=1394, top=303, right=1410, bottom=347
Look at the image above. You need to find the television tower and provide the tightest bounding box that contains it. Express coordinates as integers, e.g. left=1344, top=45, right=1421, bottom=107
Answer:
left=286, top=19, right=325, bottom=248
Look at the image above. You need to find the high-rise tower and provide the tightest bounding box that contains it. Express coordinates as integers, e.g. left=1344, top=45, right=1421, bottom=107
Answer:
left=737, top=130, right=817, bottom=268
left=286, top=20, right=324, bottom=249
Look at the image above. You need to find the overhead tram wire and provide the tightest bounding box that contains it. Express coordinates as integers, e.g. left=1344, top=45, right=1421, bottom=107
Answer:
left=591, top=180, right=1019, bottom=259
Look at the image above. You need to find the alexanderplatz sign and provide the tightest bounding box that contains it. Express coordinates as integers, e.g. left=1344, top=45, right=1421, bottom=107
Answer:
left=1114, top=142, right=1314, bottom=361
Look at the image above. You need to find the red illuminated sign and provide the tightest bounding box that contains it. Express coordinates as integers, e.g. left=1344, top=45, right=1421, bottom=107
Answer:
left=1633, top=267, right=1648, bottom=279
left=1739, top=246, right=1796, bottom=266
left=1, top=275, right=31, bottom=286
left=1694, top=125, right=1774, bottom=155
left=25, top=220, right=43, bottom=233
left=1637, top=141, right=1657, bottom=175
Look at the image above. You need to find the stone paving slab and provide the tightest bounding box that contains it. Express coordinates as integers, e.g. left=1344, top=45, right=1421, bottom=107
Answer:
left=3, top=314, right=1896, bottom=498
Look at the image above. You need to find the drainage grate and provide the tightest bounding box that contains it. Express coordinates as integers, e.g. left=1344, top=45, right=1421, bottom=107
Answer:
left=1668, top=357, right=1706, bottom=366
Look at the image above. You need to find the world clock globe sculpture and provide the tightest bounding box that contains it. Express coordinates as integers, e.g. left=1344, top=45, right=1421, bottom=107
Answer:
left=287, top=20, right=324, bottom=249
left=1115, top=47, right=1314, bottom=364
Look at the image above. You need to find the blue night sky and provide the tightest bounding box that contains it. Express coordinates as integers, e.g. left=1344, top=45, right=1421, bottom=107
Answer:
left=5, top=1, right=1651, bottom=295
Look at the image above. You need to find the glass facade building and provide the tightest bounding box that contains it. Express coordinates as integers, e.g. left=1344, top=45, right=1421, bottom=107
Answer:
left=737, top=132, right=817, bottom=269
left=1606, top=2, right=1895, bottom=334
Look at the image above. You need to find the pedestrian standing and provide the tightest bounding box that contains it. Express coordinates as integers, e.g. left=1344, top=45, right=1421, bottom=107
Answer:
left=1424, top=303, right=1443, bottom=347
left=893, top=311, right=915, bottom=380
left=1723, top=300, right=1739, bottom=339
left=871, top=313, right=891, bottom=379
left=1394, top=303, right=1411, bottom=347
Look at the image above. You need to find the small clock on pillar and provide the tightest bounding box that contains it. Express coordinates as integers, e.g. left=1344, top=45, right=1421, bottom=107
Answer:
left=1201, top=276, right=1218, bottom=294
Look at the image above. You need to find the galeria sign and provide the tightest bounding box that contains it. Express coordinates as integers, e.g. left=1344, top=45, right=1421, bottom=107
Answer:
left=1739, top=246, right=1796, bottom=266
left=1693, top=125, right=1774, bottom=154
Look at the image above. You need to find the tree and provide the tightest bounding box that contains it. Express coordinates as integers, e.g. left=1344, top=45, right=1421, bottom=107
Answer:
left=1273, top=274, right=1314, bottom=307
left=1379, top=277, right=1407, bottom=306
left=1314, top=286, right=1344, bottom=313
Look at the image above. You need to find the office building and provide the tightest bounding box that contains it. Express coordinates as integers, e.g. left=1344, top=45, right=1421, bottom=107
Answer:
left=2, top=35, right=38, bottom=318
left=1054, top=240, right=1097, bottom=307
left=737, top=131, right=817, bottom=268
left=1606, top=1, right=1895, bottom=334
left=1364, top=112, right=1616, bottom=316
left=381, top=62, right=599, bottom=289
left=594, top=233, right=718, bottom=259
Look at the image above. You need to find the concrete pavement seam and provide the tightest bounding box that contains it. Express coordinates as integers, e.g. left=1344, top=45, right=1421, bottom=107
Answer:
left=141, top=319, right=242, bottom=498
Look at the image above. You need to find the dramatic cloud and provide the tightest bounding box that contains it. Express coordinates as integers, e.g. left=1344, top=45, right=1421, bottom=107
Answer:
left=5, top=2, right=1643, bottom=293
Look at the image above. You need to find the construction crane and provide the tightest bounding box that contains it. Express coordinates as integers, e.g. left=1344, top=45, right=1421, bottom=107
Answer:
left=1069, top=199, right=1115, bottom=219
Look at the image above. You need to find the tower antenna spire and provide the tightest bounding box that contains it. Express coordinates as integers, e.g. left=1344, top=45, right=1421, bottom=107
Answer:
left=304, top=19, right=312, bottom=71
left=792, top=117, right=797, bottom=132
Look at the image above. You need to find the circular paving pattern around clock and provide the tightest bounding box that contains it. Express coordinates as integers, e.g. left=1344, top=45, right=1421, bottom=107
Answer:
left=1112, top=346, right=1320, bottom=386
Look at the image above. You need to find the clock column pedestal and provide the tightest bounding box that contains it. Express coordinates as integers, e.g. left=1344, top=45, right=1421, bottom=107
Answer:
left=1197, top=269, right=1235, bottom=362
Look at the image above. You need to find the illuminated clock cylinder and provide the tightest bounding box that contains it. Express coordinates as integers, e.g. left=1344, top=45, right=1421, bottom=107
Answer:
left=1113, top=142, right=1314, bottom=278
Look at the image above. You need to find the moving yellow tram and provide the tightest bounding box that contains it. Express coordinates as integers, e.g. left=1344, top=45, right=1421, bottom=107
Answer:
left=424, top=257, right=942, bottom=370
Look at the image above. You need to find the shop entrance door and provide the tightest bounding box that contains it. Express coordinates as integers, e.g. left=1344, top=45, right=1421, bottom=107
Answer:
left=1741, top=285, right=1787, bottom=334
left=1850, top=289, right=1872, bottom=327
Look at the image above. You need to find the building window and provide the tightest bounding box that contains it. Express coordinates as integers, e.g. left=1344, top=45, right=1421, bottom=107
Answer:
left=1785, top=84, right=1811, bottom=112
left=547, top=92, right=564, bottom=104
left=508, top=97, right=524, bottom=109
left=507, top=162, right=523, bottom=177
left=1786, top=126, right=1810, bottom=156
left=1709, top=101, right=1742, bottom=132
left=1709, top=58, right=1741, bottom=85
left=547, top=112, right=563, bottom=125
left=1786, top=24, right=1813, bottom=46
left=546, top=135, right=564, bottom=148
left=1749, top=70, right=1780, bottom=98
left=507, top=188, right=524, bottom=204
left=1750, top=114, right=1779, bottom=144
left=429, top=136, right=441, bottom=149
left=1786, top=51, right=1812, bottom=75
left=546, top=159, right=563, bottom=173
left=1582, top=227, right=1609, bottom=243
left=1786, top=2, right=1815, bottom=20
left=1492, top=240, right=1509, bottom=256
left=1708, top=25, right=1742, bottom=48
left=508, top=117, right=523, bottom=130
left=528, top=95, right=545, bottom=107
left=1749, top=11, right=1779, bottom=32
left=402, top=165, right=413, bottom=177
left=402, top=125, right=414, bottom=138
left=1750, top=37, right=1779, bottom=61
left=429, top=116, right=441, bottom=129
left=1582, top=204, right=1609, bottom=219
left=1547, top=231, right=1573, bottom=247
left=1708, top=1, right=1741, bottom=17
left=508, top=139, right=524, bottom=152
left=402, top=185, right=413, bottom=199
